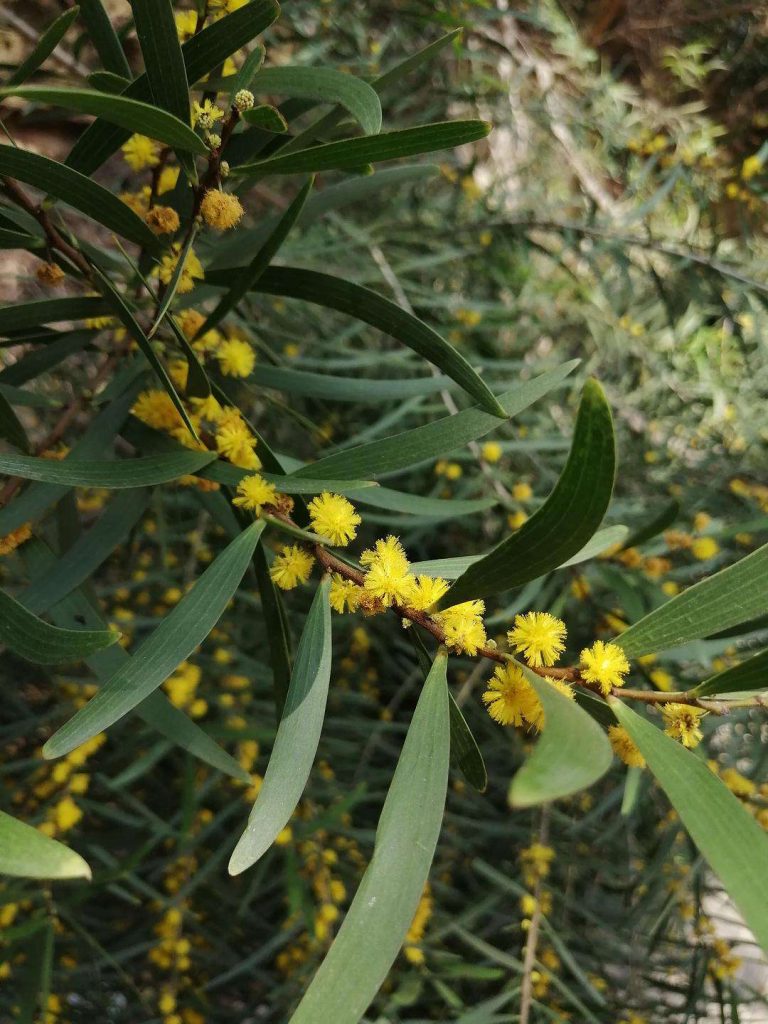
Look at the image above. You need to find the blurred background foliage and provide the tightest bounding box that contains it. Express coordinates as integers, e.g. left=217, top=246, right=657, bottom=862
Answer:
left=1, top=1, right=767, bottom=1022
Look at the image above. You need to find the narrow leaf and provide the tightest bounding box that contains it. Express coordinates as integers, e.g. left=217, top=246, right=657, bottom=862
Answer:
left=0, top=297, right=108, bottom=333
left=509, top=665, right=613, bottom=807
left=229, top=578, right=332, bottom=875
left=0, top=588, right=119, bottom=664
left=131, top=0, right=190, bottom=128
left=449, top=692, right=487, bottom=792
left=442, top=379, right=616, bottom=607
left=0, top=388, right=30, bottom=451
left=0, top=147, right=160, bottom=252
left=0, top=88, right=207, bottom=155
left=43, top=522, right=265, bottom=758
left=5, top=7, right=80, bottom=87
left=234, top=120, right=490, bottom=177
left=79, top=0, right=132, bottom=78
left=610, top=697, right=768, bottom=955
left=250, top=67, right=382, bottom=136
left=207, top=265, right=507, bottom=416
left=622, top=499, right=680, bottom=549
left=0, top=451, right=214, bottom=487
left=288, top=652, right=450, bottom=1024
left=0, top=811, right=91, bottom=881
left=616, top=542, right=768, bottom=658
left=692, top=648, right=768, bottom=696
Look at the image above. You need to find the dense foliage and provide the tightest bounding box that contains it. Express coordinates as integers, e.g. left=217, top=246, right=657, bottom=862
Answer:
left=0, top=3, right=767, bottom=1023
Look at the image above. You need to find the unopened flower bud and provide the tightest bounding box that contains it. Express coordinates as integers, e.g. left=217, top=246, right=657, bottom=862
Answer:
left=234, top=89, right=254, bottom=112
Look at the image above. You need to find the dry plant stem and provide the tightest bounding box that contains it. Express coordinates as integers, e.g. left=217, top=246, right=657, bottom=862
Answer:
left=2, top=176, right=91, bottom=277
left=519, top=809, right=549, bottom=1024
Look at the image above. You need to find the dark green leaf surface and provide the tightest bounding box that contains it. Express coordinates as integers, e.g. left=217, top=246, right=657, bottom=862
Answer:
left=622, top=500, right=680, bottom=549
left=0, top=228, right=41, bottom=250
left=5, top=7, right=80, bottom=87
left=66, top=0, right=280, bottom=174
left=0, top=147, right=160, bottom=252
left=229, top=578, right=332, bottom=875
left=692, top=648, right=768, bottom=696
left=250, top=67, right=382, bottom=136
left=0, top=88, right=207, bottom=154
left=442, top=379, right=615, bottom=607
left=0, top=451, right=214, bottom=487
left=0, top=388, right=30, bottom=451
left=198, top=177, right=313, bottom=337
left=611, top=698, right=768, bottom=955
left=43, top=522, right=265, bottom=758
left=0, top=297, right=109, bottom=333
left=207, top=265, right=507, bottom=416
left=79, top=0, right=131, bottom=77
left=286, top=363, right=578, bottom=481
left=131, top=0, right=190, bottom=129
left=0, top=588, right=119, bottom=664
left=616, top=542, right=768, bottom=658
left=509, top=664, right=613, bottom=807
left=449, top=693, right=487, bottom=792
left=241, top=105, right=287, bottom=132
left=288, top=652, right=449, bottom=1024
left=250, top=363, right=455, bottom=403
left=235, top=120, right=490, bottom=176
left=0, top=811, right=91, bottom=880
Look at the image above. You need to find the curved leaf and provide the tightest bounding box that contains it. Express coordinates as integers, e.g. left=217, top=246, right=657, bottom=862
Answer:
left=288, top=652, right=450, bottom=1024
left=441, top=379, right=616, bottom=607
left=0, top=147, right=160, bottom=252
left=0, top=588, right=119, bottom=664
left=250, top=363, right=456, bottom=403
left=0, top=88, right=207, bottom=155
left=616, top=541, right=768, bottom=658
left=284, top=363, right=579, bottom=481
left=43, top=522, right=265, bottom=759
left=610, top=697, right=768, bottom=955
left=5, top=7, right=79, bottom=87
left=449, top=692, right=487, bottom=792
left=250, top=66, right=382, bottom=136
left=79, top=0, right=131, bottom=78
left=692, top=648, right=768, bottom=696
left=509, top=664, right=613, bottom=808
left=229, top=577, right=332, bottom=875
left=234, top=120, right=491, bottom=177
left=0, top=451, right=215, bottom=487
left=0, top=811, right=91, bottom=881
left=207, top=265, right=509, bottom=416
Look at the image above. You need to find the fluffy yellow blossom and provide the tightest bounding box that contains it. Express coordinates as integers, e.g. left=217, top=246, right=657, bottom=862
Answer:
left=520, top=843, right=555, bottom=886
left=691, top=536, right=719, bottom=560
left=175, top=9, right=197, bottom=40
left=721, top=767, right=756, bottom=798
left=434, top=599, right=486, bottom=655
left=121, top=187, right=151, bottom=215
left=608, top=725, right=646, bottom=768
left=406, top=575, right=450, bottom=612
left=154, top=244, right=204, bottom=293
left=512, top=482, right=532, bottom=502
left=133, top=389, right=184, bottom=432
left=158, top=165, right=180, bottom=195
left=360, top=535, right=417, bottom=607
left=482, top=662, right=539, bottom=727
left=121, top=133, right=160, bottom=171
left=201, top=189, right=244, bottom=230
left=329, top=574, right=361, bottom=613
left=145, top=205, right=180, bottom=235
left=741, top=153, right=763, bottom=180
left=269, top=545, right=314, bottom=590
left=307, top=493, right=361, bottom=547
left=580, top=640, right=630, bottom=694
left=232, top=474, right=278, bottom=514
left=508, top=611, right=566, bottom=668
left=0, top=522, right=32, bottom=557
left=52, top=796, right=82, bottom=832
left=215, top=421, right=260, bottom=468
left=217, top=337, right=255, bottom=377
left=661, top=703, right=705, bottom=748
left=404, top=884, right=432, bottom=964
left=36, top=261, right=65, bottom=286
left=481, top=441, right=502, bottom=462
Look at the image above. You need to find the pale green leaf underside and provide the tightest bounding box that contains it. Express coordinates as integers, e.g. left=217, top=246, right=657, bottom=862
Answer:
left=0, top=810, right=91, bottom=881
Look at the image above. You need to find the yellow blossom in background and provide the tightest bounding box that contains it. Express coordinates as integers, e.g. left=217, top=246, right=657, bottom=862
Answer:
left=232, top=474, right=278, bottom=514
left=215, top=420, right=260, bottom=468
left=308, top=493, right=361, bottom=546
left=121, top=133, right=160, bottom=171
left=201, top=189, right=244, bottom=230
left=508, top=611, right=566, bottom=668
left=721, top=767, right=756, bottom=798
left=360, top=535, right=416, bottom=607
left=661, top=703, right=706, bottom=748
left=741, top=153, right=763, bottom=180
left=512, top=482, right=532, bottom=502
left=154, top=244, right=204, bottom=293
left=407, top=575, right=450, bottom=612
left=608, top=725, right=646, bottom=768
left=329, top=574, right=361, bottom=613
left=520, top=843, right=555, bottom=886
left=133, top=389, right=184, bottom=431
left=481, top=441, right=502, bottom=462
left=175, top=9, right=197, bottom=40
left=0, top=522, right=32, bottom=557
left=580, top=640, right=630, bottom=694
left=36, top=261, right=65, bottom=286
left=217, top=337, right=256, bottom=377
left=435, top=599, right=487, bottom=655
left=691, top=536, right=719, bottom=560
left=145, top=205, right=180, bottom=235
left=52, top=795, right=82, bottom=832
left=158, top=165, right=180, bottom=195
left=508, top=510, right=527, bottom=529
left=403, top=883, right=432, bottom=964
left=270, top=545, right=314, bottom=590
